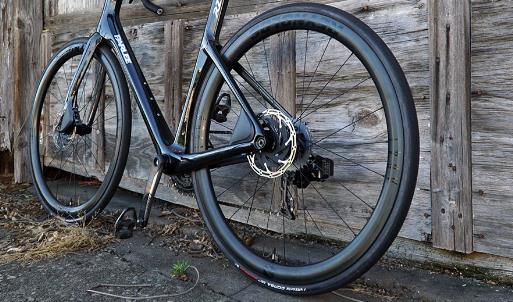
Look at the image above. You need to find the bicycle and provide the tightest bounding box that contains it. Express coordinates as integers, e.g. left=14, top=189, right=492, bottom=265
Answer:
left=30, top=0, right=419, bottom=295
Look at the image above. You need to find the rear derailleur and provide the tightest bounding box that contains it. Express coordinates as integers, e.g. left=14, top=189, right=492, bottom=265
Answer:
left=279, top=155, right=335, bottom=220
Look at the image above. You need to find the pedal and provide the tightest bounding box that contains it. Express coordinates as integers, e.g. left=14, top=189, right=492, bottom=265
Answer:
left=114, top=208, right=137, bottom=239
left=212, top=93, right=231, bottom=123
left=113, top=155, right=167, bottom=238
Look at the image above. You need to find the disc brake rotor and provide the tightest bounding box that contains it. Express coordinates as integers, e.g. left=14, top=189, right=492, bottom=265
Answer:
left=247, top=109, right=297, bottom=179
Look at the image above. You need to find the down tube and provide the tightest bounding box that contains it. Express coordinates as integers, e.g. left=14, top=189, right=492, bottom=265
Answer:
left=102, top=15, right=175, bottom=153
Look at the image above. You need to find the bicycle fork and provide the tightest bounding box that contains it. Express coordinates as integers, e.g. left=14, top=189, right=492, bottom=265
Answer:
left=52, top=32, right=166, bottom=237
left=56, top=33, right=105, bottom=135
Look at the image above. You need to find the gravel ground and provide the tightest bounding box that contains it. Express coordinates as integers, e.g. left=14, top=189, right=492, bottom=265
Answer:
left=1, top=184, right=513, bottom=301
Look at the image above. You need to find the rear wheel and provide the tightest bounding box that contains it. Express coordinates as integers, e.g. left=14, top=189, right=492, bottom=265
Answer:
left=191, top=3, right=419, bottom=295
left=30, top=38, right=131, bottom=223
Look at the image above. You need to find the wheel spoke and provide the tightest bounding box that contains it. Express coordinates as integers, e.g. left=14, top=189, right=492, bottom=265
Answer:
left=243, top=176, right=260, bottom=240
left=301, top=37, right=333, bottom=116
left=299, top=52, right=353, bottom=119
left=312, top=106, right=384, bottom=146
left=262, top=38, right=273, bottom=98
left=299, top=30, right=310, bottom=112
left=310, top=182, right=356, bottom=237
left=301, top=76, right=372, bottom=120
left=227, top=178, right=271, bottom=221
left=216, top=169, right=253, bottom=198
left=313, top=143, right=385, bottom=178
left=338, top=181, right=375, bottom=210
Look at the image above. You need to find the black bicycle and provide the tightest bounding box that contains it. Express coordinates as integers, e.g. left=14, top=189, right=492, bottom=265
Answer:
left=30, top=0, right=419, bottom=295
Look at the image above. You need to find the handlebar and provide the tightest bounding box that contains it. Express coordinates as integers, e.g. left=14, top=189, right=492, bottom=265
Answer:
left=129, top=0, right=164, bottom=15
left=142, top=0, right=164, bottom=15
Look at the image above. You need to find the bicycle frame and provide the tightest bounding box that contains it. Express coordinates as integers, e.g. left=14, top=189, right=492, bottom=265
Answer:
left=62, top=0, right=284, bottom=174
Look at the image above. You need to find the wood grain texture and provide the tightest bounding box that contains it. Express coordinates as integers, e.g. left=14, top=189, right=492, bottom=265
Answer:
left=471, top=0, right=513, bottom=258
left=0, top=1, right=15, bottom=151
left=0, top=1, right=44, bottom=182
left=41, top=32, right=53, bottom=159
left=43, top=0, right=58, bottom=19
left=164, top=19, right=184, bottom=132
left=269, top=31, right=297, bottom=211
left=429, top=0, right=473, bottom=253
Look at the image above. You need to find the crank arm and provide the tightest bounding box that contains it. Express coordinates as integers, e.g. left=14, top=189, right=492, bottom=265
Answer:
left=138, top=154, right=167, bottom=228
left=113, top=155, right=166, bottom=238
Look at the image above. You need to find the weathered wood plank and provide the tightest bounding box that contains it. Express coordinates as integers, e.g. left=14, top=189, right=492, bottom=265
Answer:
left=43, top=0, right=58, bottom=20
left=41, top=32, right=53, bottom=159
left=56, top=0, right=104, bottom=14
left=429, top=0, right=472, bottom=253
left=11, top=1, right=44, bottom=183
left=164, top=19, right=184, bottom=132
left=44, top=0, right=313, bottom=31
left=0, top=1, right=15, bottom=152
left=269, top=31, right=297, bottom=211
left=471, top=0, right=513, bottom=258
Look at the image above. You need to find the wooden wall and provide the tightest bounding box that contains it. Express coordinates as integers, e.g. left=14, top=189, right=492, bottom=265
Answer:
left=0, top=0, right=508, bottom=274
left=0, top=1, right=15, bottom=151
left=471, top=0, right=513, bottom=258
left=40, top=0, right=432, bottom=245
left=0, top=1, right=43, bottom=182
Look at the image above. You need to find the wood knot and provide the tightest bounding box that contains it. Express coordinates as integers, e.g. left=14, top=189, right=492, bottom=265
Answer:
left=129, top=28, right=138, bottom=40
left=361, top=5, right=370, bottom=12
left=475, top=233, right=485, bottom=239
left=354, top=108, right=380, bottom=128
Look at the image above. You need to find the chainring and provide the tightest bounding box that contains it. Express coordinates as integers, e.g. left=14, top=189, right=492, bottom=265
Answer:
left=171, top=174, right=194, bottom=194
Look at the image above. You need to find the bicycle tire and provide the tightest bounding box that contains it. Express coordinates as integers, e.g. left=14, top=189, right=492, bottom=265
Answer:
left=190, top=3, right=419, bottom=295
left=30, top=38, right=131, bottom=223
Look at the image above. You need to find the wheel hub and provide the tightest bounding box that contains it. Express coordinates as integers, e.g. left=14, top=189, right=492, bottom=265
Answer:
left=292, top=120, right=313, bottom=168
left=52, top=107, right=92, bottom=149
left=52, top=132, right=74, bottom=149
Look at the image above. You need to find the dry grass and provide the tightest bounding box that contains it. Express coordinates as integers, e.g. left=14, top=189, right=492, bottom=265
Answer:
left=147, top=208, right=223, bottom=260
left=0, top=182, right=113, bottom=265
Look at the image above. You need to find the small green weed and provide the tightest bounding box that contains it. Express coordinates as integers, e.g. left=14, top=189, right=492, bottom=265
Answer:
left=171, top=260, right=191, bottom=281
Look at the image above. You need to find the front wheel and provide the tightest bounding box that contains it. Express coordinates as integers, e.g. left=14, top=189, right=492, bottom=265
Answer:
left=30, top=38, right=131, bottom=223
left=191, top=3, right=419, bottom=295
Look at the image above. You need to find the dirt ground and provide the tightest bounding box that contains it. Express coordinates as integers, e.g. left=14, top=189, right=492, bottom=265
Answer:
left=1, top=183, right=513, bottom=301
